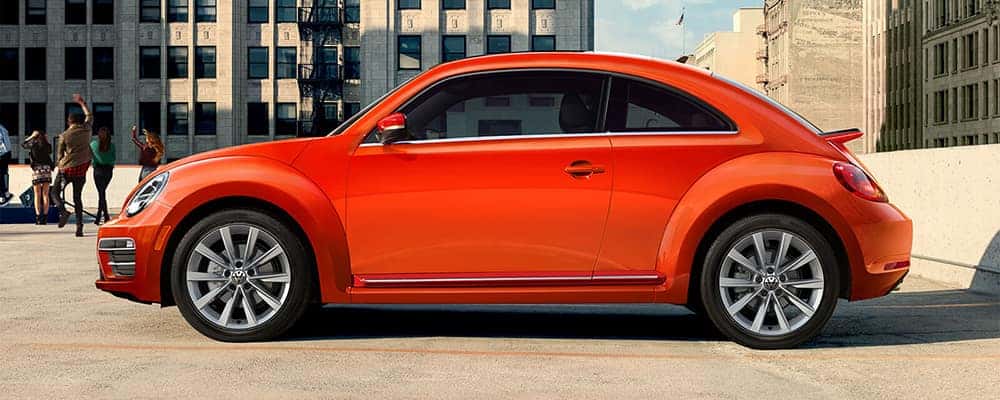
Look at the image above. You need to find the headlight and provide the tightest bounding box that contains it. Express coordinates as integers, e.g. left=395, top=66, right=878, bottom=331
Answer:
left=126, top=172, right=169, bottom=217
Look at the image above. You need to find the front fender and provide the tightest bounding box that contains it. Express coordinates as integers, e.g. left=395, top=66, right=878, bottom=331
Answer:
left=654, top=152, right=863, bottom=303
left=156, top=156, right=350, bottom=304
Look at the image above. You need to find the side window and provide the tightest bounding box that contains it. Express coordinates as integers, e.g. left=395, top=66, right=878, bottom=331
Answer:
left=397, top=71, right=605, bottom=141
left=607, top=78, right=733, bottom=132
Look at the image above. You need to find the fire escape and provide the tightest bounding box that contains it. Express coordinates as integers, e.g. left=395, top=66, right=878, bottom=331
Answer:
left=297, top=1, right=343, bottom=136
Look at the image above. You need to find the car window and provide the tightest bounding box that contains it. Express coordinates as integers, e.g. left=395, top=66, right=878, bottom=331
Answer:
left=607, top=77, right=733, bottom=132
left=394, top=71, right=605, bottom=142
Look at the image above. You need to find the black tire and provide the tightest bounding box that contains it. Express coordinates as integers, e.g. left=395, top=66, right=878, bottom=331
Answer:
left=699, top=214, right=840, bottom=349
left=171, top=209, right=312, bottom=342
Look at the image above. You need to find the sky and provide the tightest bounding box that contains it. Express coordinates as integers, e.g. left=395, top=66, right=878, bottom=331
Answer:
left=596, top=0, right=764, bottom=60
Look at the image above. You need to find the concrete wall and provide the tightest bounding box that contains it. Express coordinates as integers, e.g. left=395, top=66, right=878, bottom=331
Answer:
left=859, top=144, right=1000, bottom=294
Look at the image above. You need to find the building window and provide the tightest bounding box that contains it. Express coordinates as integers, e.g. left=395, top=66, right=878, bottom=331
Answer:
left=934, top=90, right=946, bottom=124
left=532, top=0, right=555, bottom=9
left=277, top=0, right=296, bottom=22
left=26, top=0, right=46, bottom=25
left=345, top=102, right=361, bottom=119
left=532, top=35, right=556, bottom=51
left=92, top=103, right=114, bottom=133
left=168, top=47, right=188, bottom=79
left=276, top=47, right=297, bottom=79
left=994, top=79, right=1000, bottom=116
left=961, top=84, right=979, bottom=120
left=140, top=47, right=161, bottom=79
left=399, top=0, right=420, bottom=9
left=951, top=38, right=958, bottom=72
left=934, top=42, right=947, bottom=76
left=317, top=47, right=338, bottom=79
left=24, top=48, right=45, bottom=81
left=0, top=104, right=17, bottom=138
left=93, top=0, right=114, bottom=24
left=984, top=81, right=990, bottom=119
left=139, top=102, right=160, bottom=133
left=196, top=0, right=217, bottom=22
left=195, top=103, right=216, bottom=135
left=0, top=2, right=16, bottom=25
left=167, top=103, right=189, bottom=135
left=488, top=0, right=511, bottom=9
left=141, top=0, right=161, bottom=23
left=65, top=0, right=86, bottom=24
left=64, top=47, right=86, bottom=80
left=195, top=47, right=216, bottom=78
left=92, top=47, right=114, bottom=80
left=487, top=35, right=511, bottom=54
left=345, top=46, right=360, bottom=79
left=952, top=87, right=958, bottom=122
left=248, top=0, right=268, bottom=23
left=0, top=49, right=17, bottom=80
left=442, top=36, right=466, bottom=62
left=248, top=47, right=269, bottom=79
left=247, top=103, right=269, bottom=136
left=443, top=0, right=465, bottom=9
left=276, top=103, right=298, bottom=135
left=398, top=36, right=421, bottom=70
left=345, top=0, right=360, bottom=23
left=963, top=32, right=979, bottom=68
left=168, top=0, right=189, bottom=22
left=24, top=103, right=46, bottom=137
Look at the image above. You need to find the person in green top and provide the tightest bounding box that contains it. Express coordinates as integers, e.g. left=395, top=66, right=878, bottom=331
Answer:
left=90, top=126, right=116, bottom=225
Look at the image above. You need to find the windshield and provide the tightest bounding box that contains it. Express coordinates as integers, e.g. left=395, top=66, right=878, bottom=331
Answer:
left=327, top=76, right=417, bottom=136
left=712, top=73, right=823, bottom=134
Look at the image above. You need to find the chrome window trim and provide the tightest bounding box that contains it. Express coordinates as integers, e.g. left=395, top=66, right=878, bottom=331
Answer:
left=357, top=130, right=739, bottom=147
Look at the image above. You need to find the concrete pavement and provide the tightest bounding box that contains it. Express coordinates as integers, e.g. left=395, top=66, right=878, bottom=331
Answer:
left=0, top=223, right=998, bottom=399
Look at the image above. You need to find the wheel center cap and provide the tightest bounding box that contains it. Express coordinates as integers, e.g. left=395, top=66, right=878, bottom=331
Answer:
left=762, top=275, right=780, bottom=291
left=231, top=270, right=248, bottom=285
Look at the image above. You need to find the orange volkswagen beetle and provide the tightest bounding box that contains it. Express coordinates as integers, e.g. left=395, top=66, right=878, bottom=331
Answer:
left=96, top=52, right=911, bottom=349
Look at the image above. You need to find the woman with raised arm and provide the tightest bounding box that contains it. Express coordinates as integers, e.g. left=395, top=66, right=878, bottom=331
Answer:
left=90, top=126, right=116, bottom=225
left=131, top=125, right=164, bottom=182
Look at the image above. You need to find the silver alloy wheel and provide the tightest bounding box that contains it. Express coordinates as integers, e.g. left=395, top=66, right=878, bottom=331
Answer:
left=717, top=230, right=825, bottom=336
left=185, top=224, right=292, bottom=330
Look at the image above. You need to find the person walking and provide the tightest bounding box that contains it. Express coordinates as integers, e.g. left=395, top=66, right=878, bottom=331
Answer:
left=52, top=94, right=93, bottom=237
left=0, top=122, right=12, bottom=205
left=131, top=126, right=164, bottom=181
left=21, top=130, right=54, bottom=224
left=90, top=126, right=115, bottom=225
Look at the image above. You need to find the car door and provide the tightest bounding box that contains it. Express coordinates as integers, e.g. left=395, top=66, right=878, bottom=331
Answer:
left=346, top=70, right=613, bottom=281
left=596, top=76, right=743, bottom=274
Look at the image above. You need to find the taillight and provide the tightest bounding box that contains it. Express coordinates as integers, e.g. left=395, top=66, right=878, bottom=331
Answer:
left=833, top=162, right=888, bottom=202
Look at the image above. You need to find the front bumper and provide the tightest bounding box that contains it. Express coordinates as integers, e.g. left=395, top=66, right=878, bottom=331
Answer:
left=95, top=200, right=174, bottom=304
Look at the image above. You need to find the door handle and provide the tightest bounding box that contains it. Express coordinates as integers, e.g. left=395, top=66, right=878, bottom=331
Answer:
left=564, top=161, right=606, bottom=178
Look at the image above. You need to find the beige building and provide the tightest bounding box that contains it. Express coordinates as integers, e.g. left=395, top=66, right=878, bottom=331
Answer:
left=921, top=0, right=1000, bottom=148
left=692, top=7, right=765, bottom=91
left=762, top=0, right=865, bottom=152
left=0, top=0, right=593, bottom=163
left=863, top=0, right=924, bottom=153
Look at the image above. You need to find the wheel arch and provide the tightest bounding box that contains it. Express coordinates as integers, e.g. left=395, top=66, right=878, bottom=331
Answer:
left=685, top=199, right=852, bottom=308
left=153, top=156, right=351, bottom=307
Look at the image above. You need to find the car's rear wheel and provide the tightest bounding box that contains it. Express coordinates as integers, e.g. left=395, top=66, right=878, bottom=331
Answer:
left=699, top=214, right=840, bottom=349
left=171, top=209, right=311, bottom=342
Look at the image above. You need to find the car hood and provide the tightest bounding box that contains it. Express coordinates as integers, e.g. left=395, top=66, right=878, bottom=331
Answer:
left=162, top=137, right=320, bottom=169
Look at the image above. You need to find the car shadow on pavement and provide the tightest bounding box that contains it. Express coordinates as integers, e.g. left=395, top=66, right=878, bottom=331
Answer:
left=288, top=288, right=1000, bottom=348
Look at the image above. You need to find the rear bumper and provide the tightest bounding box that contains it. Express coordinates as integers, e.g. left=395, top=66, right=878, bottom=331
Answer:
left=845, top=202, right=912, bottom=300
left=95, top=201, right=173, bottom=304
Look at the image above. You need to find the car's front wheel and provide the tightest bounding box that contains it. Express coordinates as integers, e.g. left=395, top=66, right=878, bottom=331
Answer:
left=699, top=214, right=840, bottom=349
left=171, top=209, right=312, bottom=342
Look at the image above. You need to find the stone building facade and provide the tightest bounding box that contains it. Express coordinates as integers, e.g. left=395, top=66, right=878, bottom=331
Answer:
left=761, top=0, right=865, bottom=152
left=921, top=0, right=1000, bottom=148
left=359, top=0, right=595, bottom=104
left=0, top=0, right=594, bottom=163
left=863, top=0, right=925, bottom=152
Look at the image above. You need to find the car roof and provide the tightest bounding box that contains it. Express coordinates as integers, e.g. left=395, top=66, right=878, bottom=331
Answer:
left=424, top=51, right=713, bottom=81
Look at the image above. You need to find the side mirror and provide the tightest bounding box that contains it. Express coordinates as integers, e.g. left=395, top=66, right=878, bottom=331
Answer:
left=376, top=112, right=410, bottom=145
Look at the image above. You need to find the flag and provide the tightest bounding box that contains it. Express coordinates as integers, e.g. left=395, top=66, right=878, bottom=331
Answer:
left=676, top=8, right=685, bottom=26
